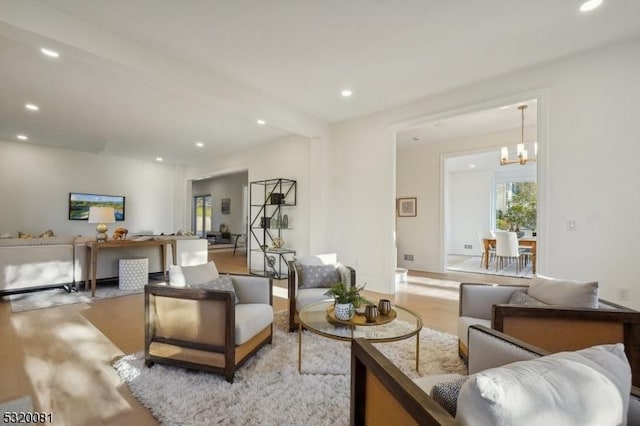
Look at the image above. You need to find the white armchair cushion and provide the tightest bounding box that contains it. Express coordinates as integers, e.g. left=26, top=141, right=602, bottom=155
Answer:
left=234, top=304, right=273, bottom=345
left=296, top=288, right=331, bottom=311
left=456, top=343, right=631, bottom=426
left=169, top=261, right=219, bottom=286
left=527, top=275, right=599, bottom=308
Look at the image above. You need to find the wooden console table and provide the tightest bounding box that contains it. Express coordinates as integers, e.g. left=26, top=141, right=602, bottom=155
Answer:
left=85, top=239, right=177, bottom=297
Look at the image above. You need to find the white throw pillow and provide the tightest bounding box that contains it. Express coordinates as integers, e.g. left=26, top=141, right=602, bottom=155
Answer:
left=527, top=275, right=599, bottom=308
left=169, top=261, right=219, bottom=286
left=456, top=343, right=631, bottom=426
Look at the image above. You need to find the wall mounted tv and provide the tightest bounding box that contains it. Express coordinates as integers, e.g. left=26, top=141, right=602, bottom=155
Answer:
left=69, top=193, right=125, bottom=221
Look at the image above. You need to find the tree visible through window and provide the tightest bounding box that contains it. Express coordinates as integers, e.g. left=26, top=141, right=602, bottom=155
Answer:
left=194, top=195, right=212, bottom=237
left=496, top=182, right=537, bottom=231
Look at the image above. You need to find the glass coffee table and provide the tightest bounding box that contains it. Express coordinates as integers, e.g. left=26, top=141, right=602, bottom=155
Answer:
left=297, top=299, right=423, bottom=373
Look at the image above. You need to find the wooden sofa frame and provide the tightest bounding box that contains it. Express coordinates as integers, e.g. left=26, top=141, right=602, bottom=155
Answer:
left=144, top=278, right=273, bottom=383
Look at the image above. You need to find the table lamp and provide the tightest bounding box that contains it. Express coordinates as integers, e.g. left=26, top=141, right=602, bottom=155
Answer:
left=88, top=206, right=115, bottom=242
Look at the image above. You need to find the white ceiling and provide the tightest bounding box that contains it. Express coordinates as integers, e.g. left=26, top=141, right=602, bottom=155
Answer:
left=2, top=0, right=640, bottom=165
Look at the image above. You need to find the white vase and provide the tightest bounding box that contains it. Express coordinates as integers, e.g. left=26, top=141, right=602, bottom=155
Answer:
left=334, top=303, right=354, bottom=321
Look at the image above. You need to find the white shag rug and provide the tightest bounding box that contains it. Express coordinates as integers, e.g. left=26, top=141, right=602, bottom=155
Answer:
left=114, top=312, right=465, bottom=425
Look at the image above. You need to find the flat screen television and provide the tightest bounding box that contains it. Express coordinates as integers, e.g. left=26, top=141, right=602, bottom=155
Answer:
left=69, top=192, right=125, bottom=221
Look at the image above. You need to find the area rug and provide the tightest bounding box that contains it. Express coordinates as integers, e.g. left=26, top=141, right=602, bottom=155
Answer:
left=7, top=282, right=146, bottom=313
left=114, top=312, right=466, bottom=425
left=0, top=396, right=33, bottom=412
left=447, top=256, right=532, bottom=279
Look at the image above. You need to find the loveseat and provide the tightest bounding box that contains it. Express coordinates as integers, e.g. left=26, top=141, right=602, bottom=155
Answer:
left=0, top=235, right=207, bottom=295
left=457, top=277, right=640, bottom=386
left=351, top=325, right=640, bottom=425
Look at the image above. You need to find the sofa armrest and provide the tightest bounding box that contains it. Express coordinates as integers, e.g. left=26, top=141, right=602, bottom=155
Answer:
left=230, top=274, right=272, bottom=305
left=351, top=338, right=456, bottom=425
left=459, top=283, right=528, bottom=320
left=467, top=325, right=545, bottom=374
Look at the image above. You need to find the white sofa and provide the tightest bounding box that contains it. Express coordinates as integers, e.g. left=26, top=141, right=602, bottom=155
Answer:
left=0, top=235, right=208, bottom=295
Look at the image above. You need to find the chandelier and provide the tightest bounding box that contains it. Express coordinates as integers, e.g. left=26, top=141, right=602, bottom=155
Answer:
left=500, top=104, right=537, bottom=166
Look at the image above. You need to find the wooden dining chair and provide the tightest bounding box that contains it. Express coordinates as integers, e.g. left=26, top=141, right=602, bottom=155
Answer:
left=477, top=231, right=495, bottom=267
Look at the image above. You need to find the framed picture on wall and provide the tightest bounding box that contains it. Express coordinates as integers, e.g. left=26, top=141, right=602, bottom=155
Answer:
left=221, top=198, right=230, bottom=214
left=397, top=197, right=417, bottom=217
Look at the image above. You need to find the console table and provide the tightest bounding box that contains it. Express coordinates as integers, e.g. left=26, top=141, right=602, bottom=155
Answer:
left=85, top=239, right=177, bottom=297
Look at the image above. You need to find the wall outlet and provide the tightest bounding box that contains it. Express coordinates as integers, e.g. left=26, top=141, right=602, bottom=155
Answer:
left=464, top=244, right=472, bottom=249
left=618, top=288, right=630, bottom=301
left=404, top=254, right=414, bottom=261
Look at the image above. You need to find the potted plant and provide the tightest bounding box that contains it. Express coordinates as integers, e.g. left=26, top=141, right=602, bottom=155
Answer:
left=324, top=282, right=367, bottom=320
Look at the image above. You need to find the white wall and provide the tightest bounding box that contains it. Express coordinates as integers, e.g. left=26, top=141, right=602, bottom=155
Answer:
left=186, top=135, right=315, bottom=268
left=447, top=170, right=493, bottom=257
left=0, top=139, right=179, bottom=237
left=329, top=37, right=640, bottom=309
left=192, top=172, right=248, bottom=235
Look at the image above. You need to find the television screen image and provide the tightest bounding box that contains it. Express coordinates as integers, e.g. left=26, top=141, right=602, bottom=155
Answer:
left=69, top=193, right=125, bottom=221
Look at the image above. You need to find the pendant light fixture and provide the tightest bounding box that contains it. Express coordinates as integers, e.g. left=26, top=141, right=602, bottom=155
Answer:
left=500, top=105, right=537, bottom=166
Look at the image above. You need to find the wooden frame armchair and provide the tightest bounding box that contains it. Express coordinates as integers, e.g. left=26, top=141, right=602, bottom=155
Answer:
left=458, top=282, right=640, bottom=386
left=287, top=253, right=356, bottom=332
left=144, top=274, right=273, bottom=383
left=352, top=326, right=640, bottom=425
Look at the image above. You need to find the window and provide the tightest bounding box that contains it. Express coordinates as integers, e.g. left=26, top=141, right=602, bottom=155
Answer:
left=193, top=195, right=212, bottom=237
left=495, top=181, right=537, bottom=231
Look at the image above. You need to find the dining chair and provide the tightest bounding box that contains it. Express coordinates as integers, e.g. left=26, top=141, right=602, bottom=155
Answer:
left=477, top=231, right=495, bottom=267
left=495, top=231, right=523, bottom=273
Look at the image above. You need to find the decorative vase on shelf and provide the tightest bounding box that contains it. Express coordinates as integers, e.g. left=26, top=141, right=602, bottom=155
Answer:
left=334, top=303, right=354, bottom=321
left=282, top=214, right=288, bottom=229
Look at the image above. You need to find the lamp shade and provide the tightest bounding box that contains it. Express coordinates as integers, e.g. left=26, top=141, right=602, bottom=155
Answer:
left=88, top=206, right=116, bottom=224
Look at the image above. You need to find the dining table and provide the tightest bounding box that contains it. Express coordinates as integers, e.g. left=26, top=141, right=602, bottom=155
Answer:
left=483, top=236, right=537, bottom=274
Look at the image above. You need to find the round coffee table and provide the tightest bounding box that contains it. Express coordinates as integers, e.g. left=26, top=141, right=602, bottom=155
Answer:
left=297, top=299, right=423, bottom=373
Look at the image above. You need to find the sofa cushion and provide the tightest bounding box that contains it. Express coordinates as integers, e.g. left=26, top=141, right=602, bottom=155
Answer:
left=234, top=303, right=273, bottom=345
left=527, top=275, right=599, bottom=308
left=456, top=343, right=630, bottom=426
left=298, top=264, right=340, bottom=289
left=429, top=375, right=469, bottom=417
left=170, top=261, right=219, bottom=286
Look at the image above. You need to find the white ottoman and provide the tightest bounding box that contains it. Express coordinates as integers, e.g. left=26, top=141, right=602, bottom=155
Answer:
left=119, top=258, right=149, bottom=290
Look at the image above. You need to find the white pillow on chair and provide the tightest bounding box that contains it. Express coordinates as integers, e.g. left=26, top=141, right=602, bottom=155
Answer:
left=527, top=275, right=599, bottom=308
left=169, top=261, right=219, bottom=286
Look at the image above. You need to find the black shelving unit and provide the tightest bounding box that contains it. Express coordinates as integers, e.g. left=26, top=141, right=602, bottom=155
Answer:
left=249, top=178, right=297, bottom=278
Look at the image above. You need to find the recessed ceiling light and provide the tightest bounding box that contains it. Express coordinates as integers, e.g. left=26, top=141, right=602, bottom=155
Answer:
left=499, top=105, right=511, bottom=110
left=256, top=119, right=266, bottom=125
left=195, top=141, right=204, bottom=147
left=341, top=89, right=353, bottom=97
left=469, top=164, right=476, bottom=169
left=40, top=48, right=60, bottom=58
left=25, top=103, right=39, bottom=111
left=17, top=134, right=28, bottom=140
left=156, top=157, right=163, bottom=162
left=580, top=0, right=602, bottom=12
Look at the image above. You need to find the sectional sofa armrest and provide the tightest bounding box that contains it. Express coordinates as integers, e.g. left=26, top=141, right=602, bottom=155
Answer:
left=459, top=282, right=528, bottom=320
left=230, top=274, right=272, bottom=305
left=492, top=303, right=640, bottom=386
left=351, top=338, right=456, bottom=426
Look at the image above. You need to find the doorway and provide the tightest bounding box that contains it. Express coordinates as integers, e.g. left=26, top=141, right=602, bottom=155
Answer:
left=394, top=94, right=544, bottom=286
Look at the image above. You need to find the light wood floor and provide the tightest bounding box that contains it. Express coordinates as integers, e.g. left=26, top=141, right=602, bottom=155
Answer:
left=0, top=250, right=528, bottom=425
